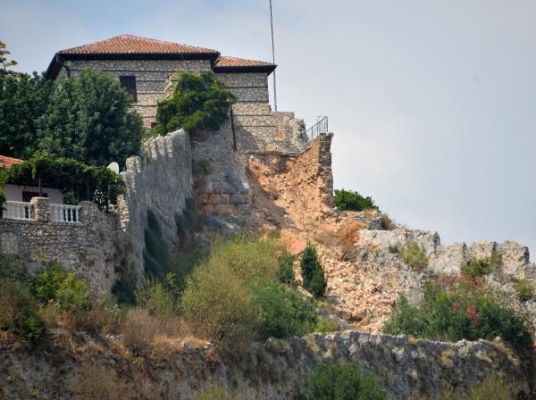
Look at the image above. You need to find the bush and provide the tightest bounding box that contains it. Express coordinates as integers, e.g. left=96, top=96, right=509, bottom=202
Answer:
left=194, top=386, right=230, bottom=400
left=74, top=364, right=129, bottom=400
left=208, top=235, right=283, bottom=284
left=34, top=262, right=91, bottom=311
left=333, top=189, right=379, bottom=212
left=144, top=210, right=172, bottom=280
left=251, top=282, right=318, bottom=340
left=461, top=251, right=501, bottom=278
left=300, top=243, right=327, bottom=298
left=299, top=361, right=387, bottom=400
left=400, top=242, right=428, bottom=271
left=181, top=261, right=259, bottom=352
left=0, top=280, right=47, bottom=344
left=383, top=280, right=532, bottom=346
left=154, top=72, right=236, bottom=134
left=442, top=375, right=522, bottom=400
left=514, top=278, right=535, bottom=302
left=315, top=318, right=340, bottom=334
left=136, top=277, right=177, bottom=316
left=277, top=250, right=296, bottom=286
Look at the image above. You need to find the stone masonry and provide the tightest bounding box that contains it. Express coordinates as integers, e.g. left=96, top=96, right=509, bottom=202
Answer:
left=0, top=199, right=119, bottom=294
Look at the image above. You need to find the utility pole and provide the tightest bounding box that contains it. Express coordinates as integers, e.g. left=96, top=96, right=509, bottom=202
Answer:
left=269, top=0, right=277, bottom=112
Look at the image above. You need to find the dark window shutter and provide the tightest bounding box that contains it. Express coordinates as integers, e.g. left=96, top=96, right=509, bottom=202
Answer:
left=119, top=76, right=137, bottom=102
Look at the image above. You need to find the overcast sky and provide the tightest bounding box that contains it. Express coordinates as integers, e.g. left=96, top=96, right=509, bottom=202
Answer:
left=2, top=0, right=535, bottom=258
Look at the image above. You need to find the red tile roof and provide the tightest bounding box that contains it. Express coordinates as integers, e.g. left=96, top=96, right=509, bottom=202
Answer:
left=215, top=56, right=275, bottom=68
left=0, top=155, right=23, bottom=168
left=59, top=34, right=219, bottom=55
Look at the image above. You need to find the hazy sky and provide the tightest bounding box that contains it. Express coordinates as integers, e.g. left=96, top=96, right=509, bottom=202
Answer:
left=2, top=0, right=535, bottom=257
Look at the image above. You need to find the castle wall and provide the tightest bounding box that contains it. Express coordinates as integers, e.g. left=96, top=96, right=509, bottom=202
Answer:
left=117, top=130, right=193, bottom=281
left=0, top=199, right=119, bottom=294
left=0, top=331, right=529, bottom=399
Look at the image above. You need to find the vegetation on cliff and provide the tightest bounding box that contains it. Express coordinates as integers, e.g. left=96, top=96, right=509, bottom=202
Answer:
left=153, top=71, right=236, bottom=135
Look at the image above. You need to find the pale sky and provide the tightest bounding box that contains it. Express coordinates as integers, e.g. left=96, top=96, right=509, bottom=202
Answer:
left=2, top=0, right=535, bottom=258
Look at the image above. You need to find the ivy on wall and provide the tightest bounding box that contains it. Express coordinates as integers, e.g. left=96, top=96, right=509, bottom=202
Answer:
left=0, top=156, right=125, bottom=210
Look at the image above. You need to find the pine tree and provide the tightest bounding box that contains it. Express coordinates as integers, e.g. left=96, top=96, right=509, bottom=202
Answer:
left=300, top=243, right=326, bottom=298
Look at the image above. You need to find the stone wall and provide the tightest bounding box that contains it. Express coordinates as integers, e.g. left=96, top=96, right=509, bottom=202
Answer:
left=247, top=133, right=334, bottom=227
left=62, top=59, right=212, bottom=126
left=0, top=199, right=119, bottom=294
left=117, top=130, right=193, bottom=281
left=0, top=331, right=530, bottom=399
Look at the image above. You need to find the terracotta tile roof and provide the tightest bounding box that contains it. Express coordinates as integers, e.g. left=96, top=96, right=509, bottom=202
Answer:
left=0, top=155, right=23, bottom=168
left=215, top=56, right=275, bottom=68
left=59, top=34, right=219, bottom=55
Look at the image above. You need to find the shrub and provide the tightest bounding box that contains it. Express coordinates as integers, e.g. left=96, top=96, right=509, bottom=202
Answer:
left=333, top=189, right=379, bottom=212
left=180, top=261, right=259, bottom=352
left=251, top=282, right=318, bottom=340
left=383, top=281, right=532, bottom=346
left=34, top=262, right=91, bottom=311
left=400, top=242, right=428, bottom=271
left=0, top=280, right=47, bottom=344
left=0, top=256, right=28, bottom=283
left=154, top=72, right=236, bottom=134
left=380, top=213, right=397, bottom=230
left=300, top=243, right=327, bottom=298
left=208, top=235, right=283, bottom=284
left=315, top=318, right=340, bottom=334
left=136, top=277, right=177, bottom=316
left=514, top=278, right=535, bottom=302
left=299, top=361, right=387, bottom=400
left=277, top=250, right=296, bottom=286
left=461, top=251, right=501, bottom=278
left=442, top=375, right=521, bottom=400
left=194, top=386, right=230, bottom=400
left=144, top=210, right=172, bottom=280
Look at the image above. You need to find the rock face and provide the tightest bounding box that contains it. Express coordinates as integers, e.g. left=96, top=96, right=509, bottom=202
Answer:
left=0, top=332, right=529, bottom=400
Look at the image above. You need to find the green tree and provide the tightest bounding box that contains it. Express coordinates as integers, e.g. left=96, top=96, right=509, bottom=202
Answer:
left=0, top=40, right=18, bottom=69
left=38, top=69, right=144, bottom=167
left=300, top=362, right=387, bottom=400
left=300, top=243, right=327, bottom=298
left=0, top=70, right=54, bottom=158
left=154, top=72, right=236, bottom=134
left=334, top=189, right=379, bottom=212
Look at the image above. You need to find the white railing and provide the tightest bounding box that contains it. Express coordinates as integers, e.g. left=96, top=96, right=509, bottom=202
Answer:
left=4, top=201, right=33, bottom=220
left=50, top=204, right=82, bottom=223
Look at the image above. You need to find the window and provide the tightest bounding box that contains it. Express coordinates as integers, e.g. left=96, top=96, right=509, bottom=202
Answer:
left=22, top=191, right=47, bottom=202
left=119, top=76, right=137, bottom=102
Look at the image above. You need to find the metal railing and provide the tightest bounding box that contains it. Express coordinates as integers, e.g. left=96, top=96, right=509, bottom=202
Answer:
left=304, top=116, right=328, bottom=141
left=50, top=204, right=82, bottom=223
left=4, top=201, right=33, bottom=221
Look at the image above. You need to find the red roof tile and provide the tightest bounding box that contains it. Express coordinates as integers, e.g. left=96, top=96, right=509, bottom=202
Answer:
left=59, top=34, right=219, bottom=55
left=215, top=56, right=275, bottom=68
left=0, top=155, right=23, bottom=168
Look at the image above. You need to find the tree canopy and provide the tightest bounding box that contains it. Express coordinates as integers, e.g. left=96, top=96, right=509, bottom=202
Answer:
left=154, top=72, right=236, bottom=135
left=37, top=69, right=144, bottom=167
left=0, top=41, right=17, bottom=70
left=0, top=70, right=54, bottom=158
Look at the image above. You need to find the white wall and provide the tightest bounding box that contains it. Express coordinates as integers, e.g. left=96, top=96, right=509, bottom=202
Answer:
left=3, top=184, right=64, bottom=204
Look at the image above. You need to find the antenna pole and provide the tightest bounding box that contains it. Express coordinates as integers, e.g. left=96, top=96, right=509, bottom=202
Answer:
left=269, top=0, right=277, bottom=112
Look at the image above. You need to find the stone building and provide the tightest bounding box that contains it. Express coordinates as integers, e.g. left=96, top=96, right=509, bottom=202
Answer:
left=45, top=34, right=278, bottom=130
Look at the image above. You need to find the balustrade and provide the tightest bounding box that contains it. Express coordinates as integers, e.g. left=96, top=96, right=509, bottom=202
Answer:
left=50, top=204, right=82, bottom=223
left=4, top=201, right=33, bottom=220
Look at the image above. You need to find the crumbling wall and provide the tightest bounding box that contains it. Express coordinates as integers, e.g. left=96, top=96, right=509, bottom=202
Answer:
left=0, top=331, right=530, bottom=399
left=247, top=133, right=334, bottom=226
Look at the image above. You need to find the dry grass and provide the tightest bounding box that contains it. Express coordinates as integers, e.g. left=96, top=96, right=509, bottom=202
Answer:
left=120, top=308, right=196, bottom=353
left=74, top=364, right=130, bottom=400
left=335, top=220, right=365, bottom=248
